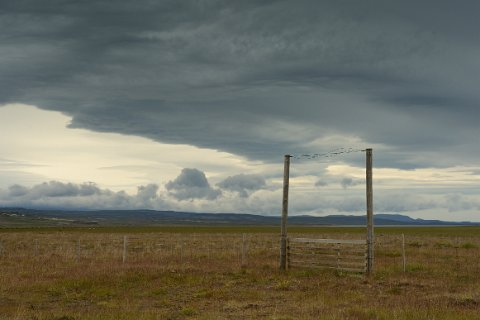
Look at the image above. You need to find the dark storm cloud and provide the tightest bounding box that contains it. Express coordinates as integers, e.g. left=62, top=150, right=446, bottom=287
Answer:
left=2, top=0, right=480, bottom=167
left=217, top=174, right=266, bottom=197
left=165, top=168, right=221, bottom=201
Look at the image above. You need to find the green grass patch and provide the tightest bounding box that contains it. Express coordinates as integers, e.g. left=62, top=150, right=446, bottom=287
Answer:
left=3, top=225, right=480, bottom=237
left=460, top=242, right=478, bottom=249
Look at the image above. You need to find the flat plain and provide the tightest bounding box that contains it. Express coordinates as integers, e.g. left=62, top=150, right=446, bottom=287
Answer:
left=0, top=226, right=479, bottom=319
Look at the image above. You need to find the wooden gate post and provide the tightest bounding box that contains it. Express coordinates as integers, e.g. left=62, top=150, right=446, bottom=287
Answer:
left=402, top=233, right=406, bottom=273
left=280, top=154, right=291, bottom=270
left=366, top=148, right=374, bottom=274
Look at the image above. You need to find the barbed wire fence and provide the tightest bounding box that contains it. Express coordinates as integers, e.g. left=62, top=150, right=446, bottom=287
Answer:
left=291, top=147, right=366, bottom=161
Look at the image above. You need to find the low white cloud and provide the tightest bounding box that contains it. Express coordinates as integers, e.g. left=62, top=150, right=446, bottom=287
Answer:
left=136, top=184, right=159, bottom=202
left=0, top=181, right=164, bottom=210
left=443, top=194, right=480, bottom=212
left=165, top=168, right=221, bottom=201
left=10, top=181, right=101, bottom=198
left=1, top=178, right=480, bottom=222
left=217, top=174, right=266, bottom=197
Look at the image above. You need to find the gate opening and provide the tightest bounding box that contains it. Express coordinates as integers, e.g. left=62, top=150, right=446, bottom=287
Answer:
left=280, top=148, right=374, bottom=274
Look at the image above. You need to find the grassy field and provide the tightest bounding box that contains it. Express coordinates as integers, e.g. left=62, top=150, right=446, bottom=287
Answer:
left=0, top=226, right=479, bottom=319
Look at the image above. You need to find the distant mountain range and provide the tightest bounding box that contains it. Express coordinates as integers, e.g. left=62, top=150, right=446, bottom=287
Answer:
left=0, top=207, right=477, bottom=228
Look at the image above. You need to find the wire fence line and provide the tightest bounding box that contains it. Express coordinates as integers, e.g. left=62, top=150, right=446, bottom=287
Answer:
left=291, top=147, right=365, bottom=161
left=1, top=232, right=479, bottom=275
left=0, top=233, right=279, bottom=270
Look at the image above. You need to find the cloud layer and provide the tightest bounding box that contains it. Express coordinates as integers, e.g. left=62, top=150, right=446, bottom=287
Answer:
left=1, top=166, right=480, bottom=221
left=1, top=2, right=480, bottom=222
left=1, top=1, right=480, bottom=168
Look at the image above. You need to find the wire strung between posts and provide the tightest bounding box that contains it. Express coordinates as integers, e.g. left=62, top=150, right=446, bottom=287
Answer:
left=291, top=147, right=365, bottom=160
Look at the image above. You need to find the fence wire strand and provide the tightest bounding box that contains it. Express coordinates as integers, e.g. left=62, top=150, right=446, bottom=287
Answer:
left=291, top=147, right=365, bottom=160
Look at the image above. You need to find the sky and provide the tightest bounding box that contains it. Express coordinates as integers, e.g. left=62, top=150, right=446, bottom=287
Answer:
left=1, top=0, right=480, bottom=221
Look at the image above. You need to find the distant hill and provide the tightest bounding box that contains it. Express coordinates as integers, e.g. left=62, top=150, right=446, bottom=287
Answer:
left=0, top=207, right=477, bottom=228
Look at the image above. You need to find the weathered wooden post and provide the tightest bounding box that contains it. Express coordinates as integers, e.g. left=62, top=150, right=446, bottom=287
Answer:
left=280, top=154, right=291, bottom=270
left=366, top=148, right=374, bottom=274
left=402, top=234, right=406, bottom=273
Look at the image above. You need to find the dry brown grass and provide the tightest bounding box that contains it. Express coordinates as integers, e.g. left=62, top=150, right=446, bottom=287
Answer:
left=0, top=227, right=479, bottom=319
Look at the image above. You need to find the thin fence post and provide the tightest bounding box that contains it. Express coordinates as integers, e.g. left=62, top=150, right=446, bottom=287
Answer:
left=241, top=233, right=247, bottom=269
left=76, top=238, right=81, bottom=262
left=336, top=244, right=340, bottom=271
left=180, top=241, right=184, bottom=267
left=455, top=237, right=459, bottom=270
left=123, top=236, right=128, bottom=264
left=286, top=238, right=290, bottom=270
left=402, top=234, right=406, bottom=273
left=192, top=234, right=196, bottom=262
